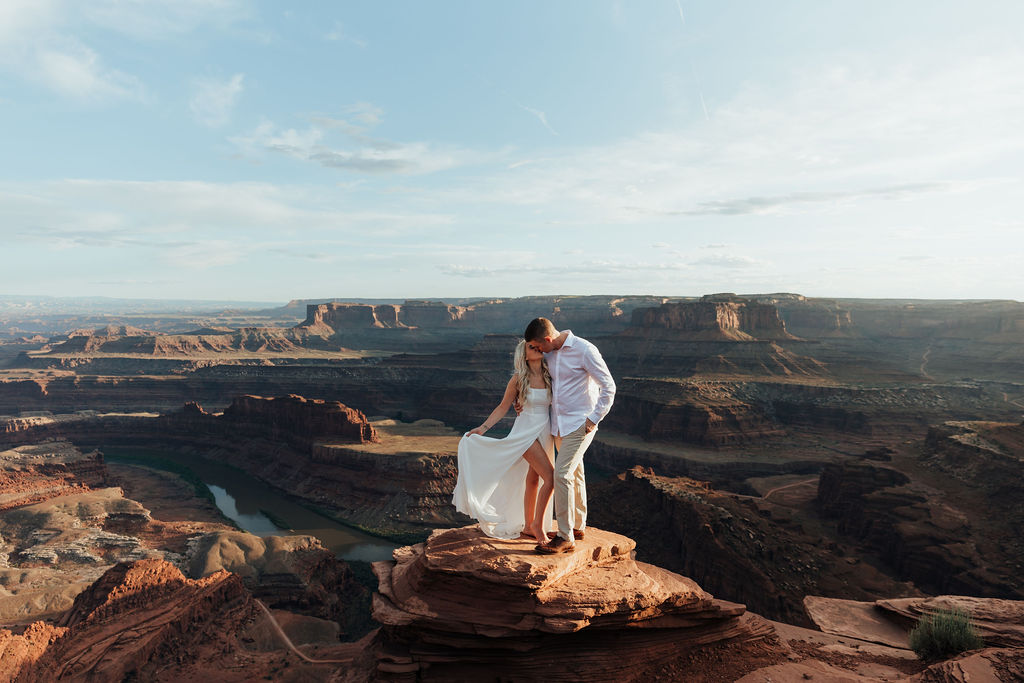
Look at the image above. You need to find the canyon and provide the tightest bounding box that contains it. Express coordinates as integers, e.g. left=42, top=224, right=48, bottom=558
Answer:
left=1, top=292, right=1023, bottom=680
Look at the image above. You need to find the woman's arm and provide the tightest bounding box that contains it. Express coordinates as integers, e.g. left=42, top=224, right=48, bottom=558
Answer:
left=465, top=376, right=517, bottom=436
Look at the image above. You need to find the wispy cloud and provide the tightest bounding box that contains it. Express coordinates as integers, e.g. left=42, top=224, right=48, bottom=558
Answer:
left=439, top=53, right=1024, bottom=224
left=517, top=103, right=558, bottom=135
left=79, top=0, right=250, bottom=40
left=165, top=240, right=240, bottom=269
left=689, top=254, right=761, bottom=268
left=231, top=106, right=476, bottom=174
left=1, top=179, right=456, bottom=250
left=440, top=260, right=690, bottom=278
left=0, top=0, right=248, bottom=102
left=189, top=73, right=244, bottom=127
left=682, top=183, right=953, bottom=216
left=35, top=41, right=144, bottom=101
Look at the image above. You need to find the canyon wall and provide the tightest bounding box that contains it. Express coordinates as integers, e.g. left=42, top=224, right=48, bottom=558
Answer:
left=628, top=298, right=795, bottom=341
left=816, top=461, right=1023, bottom=599
left=0, top=401, right=460, bottom=542
left=587, top=467, right=919, bottom=626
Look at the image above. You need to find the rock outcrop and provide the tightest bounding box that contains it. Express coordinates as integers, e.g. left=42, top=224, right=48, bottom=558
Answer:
left=219, top=393, right=379, bottom=445
left=367, top=525, right=773, bottom=681
left=0, top=406, right=457, bottom=541
left=159, top=394, right=379, bottom=447
left=7, top=559, right=257, bottom=682
left=801, top=594, right=1024, bottom=683
left=0, top=442, right=107, bottom=511
left=921, top=421, right=1024, bottom=546
left=603, top=378, right=788, bottom=445
left=628, top=297, right=796, bottom=341
left=876, top=595, right=1024, bottom=649
left=187, top=531, right=370, bottom=637
left=298, top=296, right=665, bottom=335
left=588, top=467, right=921, bottom=627
left=817, top=461, right=1023, bottom=599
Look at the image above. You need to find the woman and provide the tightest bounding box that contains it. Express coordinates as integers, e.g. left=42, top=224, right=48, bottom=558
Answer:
left=452, top=340, right=555, bottom=545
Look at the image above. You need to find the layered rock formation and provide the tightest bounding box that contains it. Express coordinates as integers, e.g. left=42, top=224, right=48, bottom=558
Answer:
left=603, top=378, right=788, bottom=445
left=218, top=394, right=379, bottom=445
left=42, top=324, right=333, bottom=356
left=299, top=296, right=665, bottom=335
left=0, top=441, right=232, bottom=626
left=922, top=420, right=1024, bottom=511
left=801, top=594, right=1024, bottom=682
left=0, top=442, right=108, bottom=511
left=0, top=400, right=457, bottom=541
left=817, top=461, right=1022, bottom=599
left=4, top=559, right=258, bottom=682
left=628, top=297, right=796, bottom=341
left=875, top=595, right=1024, bottom=648
left=187, top=531, right=370, bottom=637
left=367, top=525, right=773, bottom=681
left=588, top=467, right=920, bottom=626
left=151, top=410, right=460, bottom=540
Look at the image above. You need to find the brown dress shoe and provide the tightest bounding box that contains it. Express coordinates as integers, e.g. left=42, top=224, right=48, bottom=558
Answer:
left=547, top=530, right=585, bottom=540
left=535, top=537, right=576, bottom=554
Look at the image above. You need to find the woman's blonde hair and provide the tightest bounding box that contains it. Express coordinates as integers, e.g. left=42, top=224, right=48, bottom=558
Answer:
left=513, top=340, right=551, bottom=407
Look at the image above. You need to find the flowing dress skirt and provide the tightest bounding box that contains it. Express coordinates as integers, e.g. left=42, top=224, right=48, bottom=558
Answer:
left=452, top=393, right=555, bottom=539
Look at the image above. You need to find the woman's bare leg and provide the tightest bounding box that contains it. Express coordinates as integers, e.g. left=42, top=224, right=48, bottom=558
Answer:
left=523, top=467, right=540, bottom=535
left=522, top=439, right=554, bottom=545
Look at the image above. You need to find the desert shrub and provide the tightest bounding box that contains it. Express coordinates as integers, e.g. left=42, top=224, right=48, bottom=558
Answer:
left=909, top=607, right=984, bottom=661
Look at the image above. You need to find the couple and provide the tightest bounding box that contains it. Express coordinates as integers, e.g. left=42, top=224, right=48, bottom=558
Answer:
left=452, top=317, right=615, bottom=554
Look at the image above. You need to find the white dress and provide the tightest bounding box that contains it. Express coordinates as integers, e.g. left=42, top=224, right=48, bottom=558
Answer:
left=452, top=386, right=555, bottom=539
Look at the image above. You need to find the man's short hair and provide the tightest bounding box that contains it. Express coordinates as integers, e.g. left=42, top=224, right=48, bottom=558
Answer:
left=524, top=317, right=557, bottom=342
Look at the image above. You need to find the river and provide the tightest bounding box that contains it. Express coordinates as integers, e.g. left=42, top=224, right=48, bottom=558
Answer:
left=105, top=448, right=398, bottom=563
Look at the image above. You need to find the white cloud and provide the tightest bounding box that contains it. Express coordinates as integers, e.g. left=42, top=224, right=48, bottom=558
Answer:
left=0, top=0, right=250, bottom=102
left=439, top=52, right=1024, bottom=225
left=440, top=260, right=690, bottom=278
left=190, top=73, right=245, bottom=127
left=0, top=0, right=58, bottom=44
left=517, top=103, right=558, bottom=135
left=41, top=42, right=144, bottom=100
left=165, top=240, right=240, bottom=269
left=1, top=179, right=456, bottom=252
left=80, top=0, right=249, bottom=39
left=231, top=109, right=477, bottom=174
left=689, top=254, right=762, bottom=269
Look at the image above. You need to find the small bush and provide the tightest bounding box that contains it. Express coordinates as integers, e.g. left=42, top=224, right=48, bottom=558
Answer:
left=909, top=607, right=984, bottom=661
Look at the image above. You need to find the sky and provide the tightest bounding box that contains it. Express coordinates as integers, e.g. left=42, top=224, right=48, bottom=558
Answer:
left=1, top=1, right=1022, bottom=302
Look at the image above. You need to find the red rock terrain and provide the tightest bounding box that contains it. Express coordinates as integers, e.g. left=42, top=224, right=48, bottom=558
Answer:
left=1, top=559, right=256, bottom=681
left=588, top=467, right=921, bottom=627
left=1, top=400, right=459, bottom=540
left=216, top=393, right=379, bottom=445
left=362, top=525, right=775, bottom=681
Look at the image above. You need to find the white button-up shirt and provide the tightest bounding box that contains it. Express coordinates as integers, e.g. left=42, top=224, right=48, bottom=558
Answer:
left=545, top=331, right=616, bottom=437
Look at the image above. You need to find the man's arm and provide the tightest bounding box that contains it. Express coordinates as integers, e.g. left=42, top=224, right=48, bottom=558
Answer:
left=583, top=344, right=615, bottom=431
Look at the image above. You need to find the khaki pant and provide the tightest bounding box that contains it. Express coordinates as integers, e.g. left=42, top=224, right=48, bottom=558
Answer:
left=553, top=423, right=594, bottom=542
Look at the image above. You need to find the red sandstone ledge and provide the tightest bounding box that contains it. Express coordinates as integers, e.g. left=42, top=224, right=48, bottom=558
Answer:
left=369, top=525, right=770, bottom=681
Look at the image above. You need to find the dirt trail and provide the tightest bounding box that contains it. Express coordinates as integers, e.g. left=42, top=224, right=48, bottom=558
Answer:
left=255, top=599, right=355, bottom=665
left=919, top=345, right=933, bottom=380
left=762, top=478, right=818, bottom=501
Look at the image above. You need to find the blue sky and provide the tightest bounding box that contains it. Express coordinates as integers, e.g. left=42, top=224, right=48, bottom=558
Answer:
left=2, top=1, right=1022, bottom=302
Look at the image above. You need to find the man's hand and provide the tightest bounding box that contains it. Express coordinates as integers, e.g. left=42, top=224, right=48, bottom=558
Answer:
left=465, top=426, right=486, bottom=437
left=584, top=418, right=597, bottom=434
left=513, top=400, right=523, bottom=416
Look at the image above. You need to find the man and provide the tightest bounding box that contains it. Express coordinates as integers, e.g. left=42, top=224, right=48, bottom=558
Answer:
left=525, top=317, right=615, bottom=554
